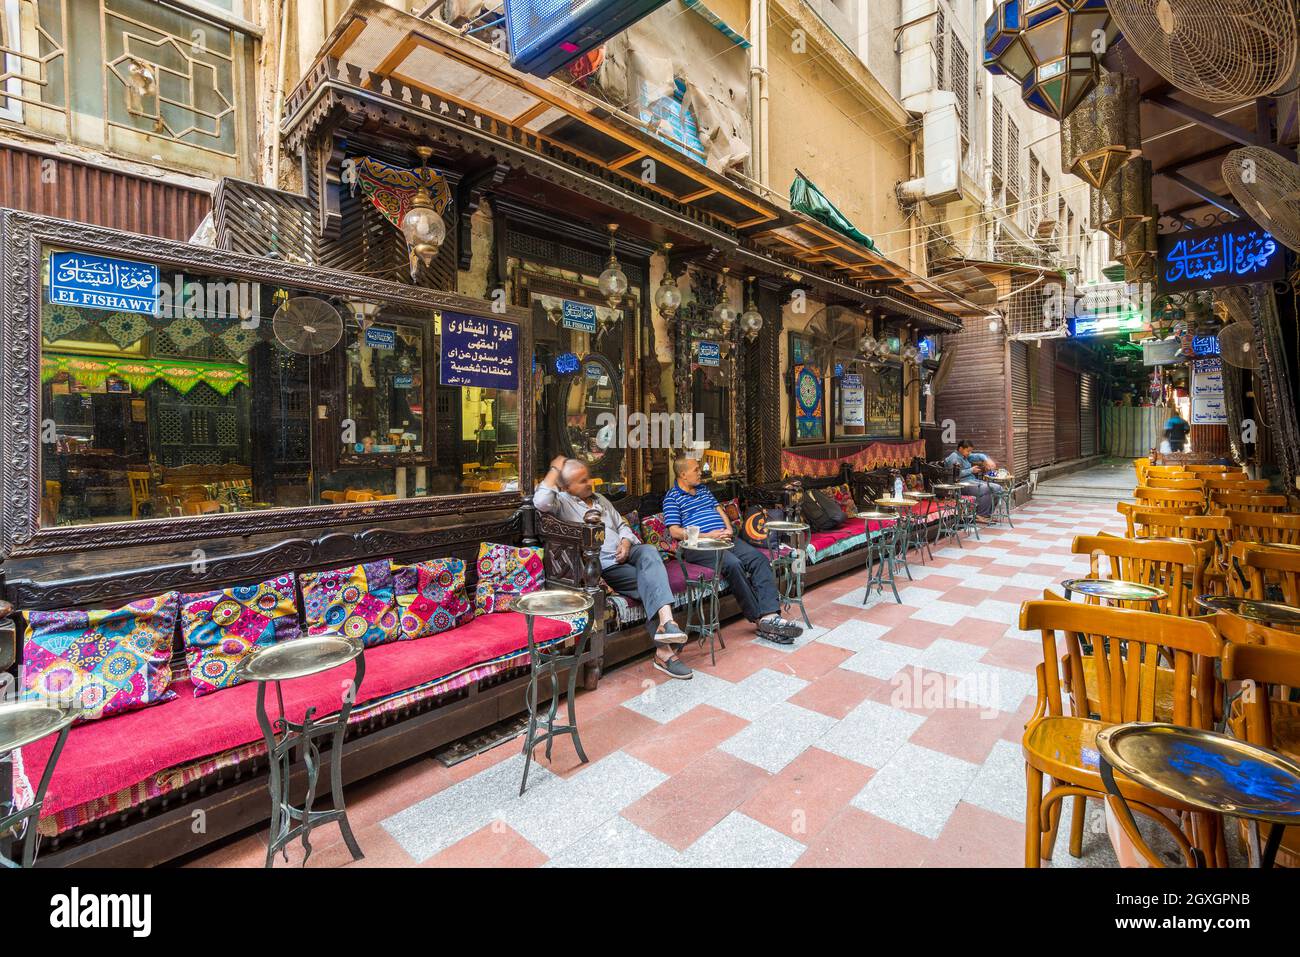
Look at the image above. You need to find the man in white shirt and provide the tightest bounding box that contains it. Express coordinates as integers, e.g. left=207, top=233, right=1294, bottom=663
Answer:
left=533, top=455, right=692, bottom=679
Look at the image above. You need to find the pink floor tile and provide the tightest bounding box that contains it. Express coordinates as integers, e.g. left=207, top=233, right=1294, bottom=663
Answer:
left=740, top=747, right=875, bottom=844
left=942, top=618, right=1010, bottom=649
left=540, top=701, right=661, bottom=776
left=623, top=704, right=752, bottom=776
left=781, top=641, right=854, bottom=680
left=979, top=637, right=1047, bottom=674
left=924, top=802, right=1024, bottom=868
left=909, top=702, right=1015, bottom=764
left=795, top=807, right=934, bottom=867
left=622, top=749, right=771, bottom=851
left=880, top=618, right=950, bottom=649
left=422, top=822, right=547, bottom=868
left=787, top=667, right=884, bottom=719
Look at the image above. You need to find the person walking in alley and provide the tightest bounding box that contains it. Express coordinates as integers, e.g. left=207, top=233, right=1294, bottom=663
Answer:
left=944, top=439, right=1001, bottom=522
left=534, top=455, right=693, bottom=679
left=663, top=455, right=803, bottom=645
left=1164, top=407, right=1190, bottom=453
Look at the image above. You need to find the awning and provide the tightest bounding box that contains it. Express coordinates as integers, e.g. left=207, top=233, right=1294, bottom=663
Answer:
left=42, top=353, right=250, bottom=395
left=790, top=171, right=877, bottom=251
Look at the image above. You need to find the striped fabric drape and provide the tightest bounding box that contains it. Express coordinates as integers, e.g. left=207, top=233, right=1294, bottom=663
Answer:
left=1101, top=406, right=1163, bottom=458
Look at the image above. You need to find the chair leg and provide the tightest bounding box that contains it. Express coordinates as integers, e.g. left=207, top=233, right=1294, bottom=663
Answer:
left=1025, top=763, right=1044, bottom=868
left=1040, top=780, right=1063, bottom=861
left=1069, top=794, right=1087, bottom=858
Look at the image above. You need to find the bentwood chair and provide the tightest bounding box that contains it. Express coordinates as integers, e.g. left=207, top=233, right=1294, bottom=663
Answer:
left=1132, top=512, right=1231, bottom=581
left=1186, top=464, right=1246, bottom=475
left=1134, top=486, right=1206, bottom=511
left=1234, top=544, right=1300, bottom=606
left=1022, top=599, right=1222, bottom=867
left=1117, top=501, right=1197, bottom=538
left=1204, top=478, right=1271, bottom=493
left=1072, top=534, right=1206, bottom=617
left=1146, top=477, right=1205, bottom=491
left=1133, top=457, right=1150, bottom=484
left=1211, top=491, right=1290, bottom=515
left=1227, top=511, right=1300, bottom=548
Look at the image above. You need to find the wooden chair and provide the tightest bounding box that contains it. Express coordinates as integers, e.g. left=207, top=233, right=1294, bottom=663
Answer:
left=127, top=470, right=152, bottom=518
left=1186, top=464, right=1246, bottom=475
left=345, top=490, right=375, bottom=502
left=1134, top=486, right=1206, bottom=511
left=1221, top=633, right=1300, bottom=866
left=1132, top=512, right=1230, bottom=580
left=1211, top=491, right=1290, bottom=514
left=1133, top=457, right=1150, bottom=484
left=1203, top=477, right=1270, bottom=493
left=1072, top=533, right=1206, bottom=616
left=1235, top=543, right=1300, bottom=606
left=1144, top=464, right=1194, bottom=478
left=477, top=480, right=505, bottom=492
left=320, top=490, right=347, bottom=503
left=1145, top=477, right=1205, bottom=491
left=1022, top=599, right=1222, bottom=867
left=1227, top=511, right=1300, bottom=548
left=181, top=500, right=222, bottom=516
left=1117, top=501, right=1197, bottom=538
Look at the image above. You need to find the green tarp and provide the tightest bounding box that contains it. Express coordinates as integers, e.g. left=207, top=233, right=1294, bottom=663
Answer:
left=789, top=171, right=877, bottom=252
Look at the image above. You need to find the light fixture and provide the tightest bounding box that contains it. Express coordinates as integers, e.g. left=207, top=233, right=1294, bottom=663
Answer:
left=653, top=242, right=682, bottom=319
left=902, top=343, right=920, bottom=364
left=739, top=276, right=763, bottom=340
left=598, top=224, right=629, bottom=309
left=346, top=300, right=380, bottom=331
left=858, top=334, right=877, bottom=354
left=401, top=146, right=447, bottom=275
left=712, top=267, right=737, bottom=332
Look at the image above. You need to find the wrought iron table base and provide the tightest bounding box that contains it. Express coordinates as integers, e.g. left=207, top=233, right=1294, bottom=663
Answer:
left=863, top=523, right=903, bottom=604
left=0, top=723, right=71, bottom=869
left=769, top=529, right=812, bottom=628
left=255, top=658, right=365, bottom=869
left=520, top=615, right=592, bottom=795
left=681, top=549, right=727, bottom=666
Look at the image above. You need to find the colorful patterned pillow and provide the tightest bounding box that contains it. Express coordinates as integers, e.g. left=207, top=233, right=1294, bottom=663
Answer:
left=623, top=510, right=642, bottom=542
left=639, top=513, right=678, bottom=554
left=21, top=592, right=180, bottom=722
left=393, top=557, right=474, bottom=639
left=830, top=483, right=857, bottom=514
left=474, top=543, right=545, bottom=615
left=299, top=560, right=401, bottom=647
left=180, top=576, right=300, bottom=697
left=721, top=497, right=742, bottom=525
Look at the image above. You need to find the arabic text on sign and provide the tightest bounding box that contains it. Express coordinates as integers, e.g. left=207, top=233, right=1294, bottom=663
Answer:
left=1163, top=230, right=1279, bottom=285
left=48, top=251, right=159, bottom=316
left=439, top=312, right=518, bottom=390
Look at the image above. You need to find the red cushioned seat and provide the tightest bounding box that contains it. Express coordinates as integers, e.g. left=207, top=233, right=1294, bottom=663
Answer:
left=665, top=559, right=716, bottom=593
left=21, top=611, right=570, bottom=817
left=807, top=518, right=868, bottom=554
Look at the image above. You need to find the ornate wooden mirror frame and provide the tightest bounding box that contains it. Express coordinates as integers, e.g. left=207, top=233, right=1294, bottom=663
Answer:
left=0, top=209, right=533, bottom=558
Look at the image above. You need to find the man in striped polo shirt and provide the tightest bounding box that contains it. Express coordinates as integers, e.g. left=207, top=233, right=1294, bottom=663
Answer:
left=663, top=456, right=802, bottom=644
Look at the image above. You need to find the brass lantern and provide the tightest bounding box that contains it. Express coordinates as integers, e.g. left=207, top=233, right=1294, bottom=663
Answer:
left=983, top=0, right=1120, bottom=120
left=1093, top=157, right=1152, bottom=243
left=1061, top=70, right=1142, bottom=190
left=1119, top=205, right=1159, bottom=285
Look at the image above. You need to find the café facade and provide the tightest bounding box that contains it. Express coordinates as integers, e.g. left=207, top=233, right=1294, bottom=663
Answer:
left=0, top=0, right=994, bottom=865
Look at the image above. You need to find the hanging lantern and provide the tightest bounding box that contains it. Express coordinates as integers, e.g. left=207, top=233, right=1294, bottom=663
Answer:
left=1060, top=70, right=1142, bottom=189
left=739, top=276, right=763, bottom=340
left=1092, top=157, right=1152, bottom=243
left=598, top=224, right=629, bottom=308
left=984, top=0, right=1119, bottom=120
left=653, top=242, right=682, bottom=319
left=1120, top=204, right=1159, bottom=285
left=712, top=267, right=737, bottom=332
left=401, top=147, right=447, bottom=276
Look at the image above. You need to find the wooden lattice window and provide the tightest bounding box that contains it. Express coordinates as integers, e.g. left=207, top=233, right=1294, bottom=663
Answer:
left=1006, top=119, right=1022, bottom=211
left=1028, top=153, right=1041, bottom=231
left=992, top=98, right=1004, bottom=189
left=950, top=35, right=970, bottom=148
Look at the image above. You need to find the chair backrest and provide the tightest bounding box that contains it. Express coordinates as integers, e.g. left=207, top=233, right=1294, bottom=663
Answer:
left=1072, top=533, right=1204, bottom=616
left=182, top=500, right=221, bottom=515
left=1117, top=501, right=1197, bottom=537
left=1132, top=512, right=1231, bottom=567
left=1134, top=457, right=1151, bottom=484
left=1212, top=490, right=1290, bottom=514
left=1022, top=598, right=1221, bottom=726
left=1204, top=477, right=1270, bottom=492
left=1221, top=624, right=1300, bottom=750
left=1227, top=510, right=1300, bottom=547
left=1237, top=543, right=1300, bottom=606
left=1144, top=465, right=1193, bottom=478
left=1145, top=477, right=1205, bottom=491
left=1134, top=486, right=1205, bottom=510
left=1186, top=464, right=1245, bottom=475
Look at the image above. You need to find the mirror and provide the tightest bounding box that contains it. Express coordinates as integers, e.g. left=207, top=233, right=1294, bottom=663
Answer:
left=565, top=353, right=618, bottom=462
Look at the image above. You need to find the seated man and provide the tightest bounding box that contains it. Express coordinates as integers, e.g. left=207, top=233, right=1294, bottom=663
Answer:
left=534, top=455, right=693, bottom=680
left=663, top=455, right=802, bottom=645
left=943, top=439, right=1001, bottom=522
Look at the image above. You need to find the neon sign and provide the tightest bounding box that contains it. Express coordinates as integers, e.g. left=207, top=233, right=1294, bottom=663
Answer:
left=1157, top=220, right=1285, bottom=294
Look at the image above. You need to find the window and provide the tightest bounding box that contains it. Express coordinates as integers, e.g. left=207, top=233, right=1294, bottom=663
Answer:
left=0, top=0, right=22, bottom=123
left=950, top=35, right=969, bottom=148
left=38, top=245, right=519, bottom=527
left=1028, top=153, right=1040, bottom=232
left=1006, top=119, right=1021, bottom=214
left=789, top=330, right=903, bottom=446
left=991, top=99, right=1004, bottom=189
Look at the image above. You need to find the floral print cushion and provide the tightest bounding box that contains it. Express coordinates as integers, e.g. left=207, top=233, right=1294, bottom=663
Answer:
left=21, top=592, right=180, bottom=722
left=720, top=497, right=742, bottom=525
left=639, top=513, right=678, bottom=554
left=830, top=483, right=857, bottom=514
left=393, top=557, right=475, bottom=639
left=179, top=576, right=300, bottom=697
left=474, top=543, right=545, bottom=615
left=299, top=560, right=401, bottom=648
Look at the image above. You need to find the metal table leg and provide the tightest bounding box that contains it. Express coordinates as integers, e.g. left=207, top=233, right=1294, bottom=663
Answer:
left=863, top=520, right=902, bottom=604
left=520, top=613, right=593, bottom=795
left=0, top=723, right=71, bottom=869
left=771, top=531, right=812, bottom=628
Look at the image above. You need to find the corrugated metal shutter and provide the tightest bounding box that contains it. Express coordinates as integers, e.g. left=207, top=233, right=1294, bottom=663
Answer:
left=1011, top=341, right=1029, bottom=477
left=1080, top=372, right=1097, bottom=457
left=1029, top=341, right=1057, bottom=467
left=934, top=329, right=1008, bottom=464
left=1055, top=365, right=1080, bottom=461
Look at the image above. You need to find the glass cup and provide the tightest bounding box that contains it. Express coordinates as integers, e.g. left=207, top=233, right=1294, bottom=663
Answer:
left=687, top=525, right=700, bottom=547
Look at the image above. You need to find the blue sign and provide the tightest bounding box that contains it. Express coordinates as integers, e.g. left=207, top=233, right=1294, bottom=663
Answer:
left=560, top=299, right=598, bottom=333
left=1192, top=335, right=1220, bottom=357
left=842, top=373, right=862, bottom=388
left=439, top=313, right=518, bottom=390
left=394, top=374, right=414, bottom=389
left=1158, top=220, right=1286, bottom=294
left=584, top=362, right=606, bottom=379
left=364, top=326, right=396, bottom=350
left=917, top=337, right=934, bottom=360
left=48, top=251, right=158, bottom=315
left=554, top=351, right=580, bottom=375
left=505, top=0, right=673, bottom=77
left=698, top=341, right=721, bottom=367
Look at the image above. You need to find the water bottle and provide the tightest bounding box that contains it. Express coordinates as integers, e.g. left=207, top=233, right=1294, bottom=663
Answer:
left=893, top=475, right=904, bottom=499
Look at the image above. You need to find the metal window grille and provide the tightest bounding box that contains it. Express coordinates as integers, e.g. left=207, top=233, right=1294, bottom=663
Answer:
left=1006, top=119, right=1021, bottom=212
left=992, top=98, right=1004, bottom=189
left=934, top=6, right=946, bottom=91
left=1028, top=153, right=1040, bottom=232
left=950, top=35, right=969, bottom=147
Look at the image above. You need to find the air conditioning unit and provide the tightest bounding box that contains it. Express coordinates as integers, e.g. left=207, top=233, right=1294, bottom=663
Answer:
left=504, top=0, right=673, bottom=77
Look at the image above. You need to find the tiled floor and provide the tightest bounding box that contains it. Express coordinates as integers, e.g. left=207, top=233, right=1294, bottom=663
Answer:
left=188, top=500, right=1132, bottom=869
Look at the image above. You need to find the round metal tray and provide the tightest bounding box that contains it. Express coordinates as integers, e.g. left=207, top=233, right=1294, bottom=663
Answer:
left=875, top=498, right=916, bottom=507
left=511, top=589, right=594, bottom=617
left=930, top=483, right=964, bottom=490
left=856, top=511, right=898, bottom=521
left=1195, top=595, right=1300, bottom=626
left=1097, top=722, right=1300, bottom=825
left=1061, top=578, right=1168, bottom=601
left=765, top=520, right=809, bottom=533
left=682, top=537, right=734, bottom=551
left=906, top=491, right=935, bottom=499
left=0, top=700, right=76, bottom=753
left=235, top=633, right=364, bottom=683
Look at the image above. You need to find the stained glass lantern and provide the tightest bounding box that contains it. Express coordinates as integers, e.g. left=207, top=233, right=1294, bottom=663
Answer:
left=1093, top=157, right=1152, bottom=243
left=1120, top=205, right=1159, bottom=284
left=1060, top=70, right=1142, bottom=189
left=984, top=0, right=1120, bottom=120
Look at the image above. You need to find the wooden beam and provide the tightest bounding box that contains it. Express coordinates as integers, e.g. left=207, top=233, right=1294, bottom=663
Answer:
left=1159, top=170, right=1244, bottom=219
left=1152, top=144, right=1236, bottom=176
left=1145, top=93, right=1271, bottom=150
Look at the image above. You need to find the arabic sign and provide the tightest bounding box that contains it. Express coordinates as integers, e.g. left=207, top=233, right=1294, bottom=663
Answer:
left=1158, top=220, right=1285, bottom=294
left=439, top=312, right=518, bottom=390
left=48, top=251, right=158, bottom=315
left=561, top=299, right=598, bottom=333
left=1192, top=335, right=1220, bottom=356
left=697, top=341, right=721, bottom=367
left=1191, top=357, right=1227, bottom=425
left=364, top=326, right=396, bottom=350
left=841, top=382, right=865, bottom=426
